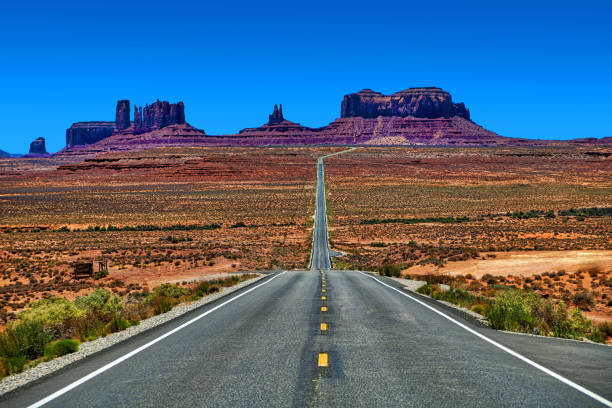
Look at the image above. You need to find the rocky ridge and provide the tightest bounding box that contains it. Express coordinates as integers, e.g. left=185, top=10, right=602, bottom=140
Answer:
left=47, top=87, right=612, bottom=156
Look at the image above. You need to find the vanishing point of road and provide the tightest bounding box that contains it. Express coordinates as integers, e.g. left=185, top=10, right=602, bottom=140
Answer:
left=2, top=149, right=611, bottom=407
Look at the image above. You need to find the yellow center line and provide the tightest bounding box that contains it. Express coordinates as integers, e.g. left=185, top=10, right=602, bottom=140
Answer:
left=321, top=306, right=327, bottom=312
left=322, top=289, right=326, bottom=293
left=320, top=323, right=327, bottom=331
left=322, top=284, right=326, bottom=287
left=318, top=353, right=328, bottom=367
left=322, top=296, right=326, bottom=300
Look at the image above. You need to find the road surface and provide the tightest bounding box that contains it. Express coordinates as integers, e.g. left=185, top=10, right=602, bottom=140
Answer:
left=2, top=150, right=611, bottom=407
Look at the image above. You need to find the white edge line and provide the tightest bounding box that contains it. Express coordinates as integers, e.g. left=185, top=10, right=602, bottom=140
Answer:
left=359, top=271, right=612, bottom=407
left=27, top=272, right=286, bottom=408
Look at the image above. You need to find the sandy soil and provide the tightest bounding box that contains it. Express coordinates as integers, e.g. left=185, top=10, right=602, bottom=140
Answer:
left=405, top=250, right=612, bottom=278
left=109, top=257, right=241, bottom=288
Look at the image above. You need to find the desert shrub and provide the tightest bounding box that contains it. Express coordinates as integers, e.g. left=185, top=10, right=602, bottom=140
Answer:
left=68, top=316, right=106, bottom=342
left=0, top=320, right=53, bottom=366
left=2, top=356, right=27, bottom=375
left=75, top=289, right=123, bottom=319
left=44, top=338, right=79, bottom=361
left=122, top=297, right=153, bottom=323
left=147, top=284, right=189, bottom=315
left=17, top=297, right=83, bottom=338
left=417, top=284, right=439, bottom=297
left=377, top=264, right=401, bottom=277
left=486, top=290, right=537, bottom=332
left=599, top=321, right=612, bottom=337
left=570, top=308, right=591, bottom=334
left=370, top=242, right=388, bottom=247
left=104, top=317, right=131, bottom=334
left=419, top=274, right=454, bottom=285
left=481, top=274, right=497, bottom=285
left=571, top=291, right=595, bottom=310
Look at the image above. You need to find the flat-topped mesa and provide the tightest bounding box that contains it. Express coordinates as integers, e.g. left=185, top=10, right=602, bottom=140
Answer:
left=133, top=100, right=185, bottom=133
left=29, top=137, right=47, bottom=155
left=268, top=104, right=284, bottom=125
left=340, top=87, right=470, bottom=120
left=115, top=100, right=131, bottom=131
left=66, top=122, right=116, bottom=147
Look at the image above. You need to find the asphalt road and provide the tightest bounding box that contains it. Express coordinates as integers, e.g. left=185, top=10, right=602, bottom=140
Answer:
left=2, top=150, right=611, bottom=407
left=310, top=154, right=332, bottom=270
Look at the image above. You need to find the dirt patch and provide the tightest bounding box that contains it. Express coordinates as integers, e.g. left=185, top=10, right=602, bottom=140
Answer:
left=405, top=250, right=612, bottom=278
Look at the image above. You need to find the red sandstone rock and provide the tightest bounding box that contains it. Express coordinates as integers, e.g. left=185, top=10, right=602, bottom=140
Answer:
left=115, top=100, right=131, bottom=131
left=29, top=137, right=48, bottom=155
left=340, top=87, right=470, bottom=120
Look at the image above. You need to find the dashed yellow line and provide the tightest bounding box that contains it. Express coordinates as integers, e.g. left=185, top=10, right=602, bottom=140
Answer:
left=322, top=296, right=326, bottom=300
left=322, top=289, right=326, bottom=293
left=318, top=353, right=328, bottom=367
left=322, top=284, right=326, bottom=287
left=320, top=323, right=327, bottom=331
left=321, top=306, right=327, bottom=312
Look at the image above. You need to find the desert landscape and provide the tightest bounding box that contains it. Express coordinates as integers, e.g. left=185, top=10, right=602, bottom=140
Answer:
left=325, top=146, right=612, bottom=325
left=0, top=147, right=343, bottom=324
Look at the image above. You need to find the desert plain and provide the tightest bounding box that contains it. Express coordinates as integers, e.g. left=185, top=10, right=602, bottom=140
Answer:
left=0, top=145, right=611, bottom=331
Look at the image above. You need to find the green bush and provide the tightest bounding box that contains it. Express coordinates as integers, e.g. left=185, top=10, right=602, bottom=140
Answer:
left=198, top=281, right=220, bottom=295
left=104, top=317, right=131, bottom=334
left=3, top=356, right=27, bottom=374
left=147, top=284, right=189, bottom=315
left=75, top=289, right=123, bottom=319
left=17, top=298, right=83, bottom=336
left=0, top=321, right=53, bottom=363
left=486, top=290, right=537, bottom=332
left=44, top=339, right=79, bottom=361
left=377, top=264, right=401, bottom=277
left=417, top=284, right=439, bottom=297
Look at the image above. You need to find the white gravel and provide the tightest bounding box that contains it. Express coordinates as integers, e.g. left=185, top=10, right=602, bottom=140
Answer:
left=0, top=274, right=267, bottom=396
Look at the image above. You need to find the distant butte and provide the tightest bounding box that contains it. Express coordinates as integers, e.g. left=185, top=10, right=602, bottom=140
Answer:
left=43, top=87, right=612, bottom=156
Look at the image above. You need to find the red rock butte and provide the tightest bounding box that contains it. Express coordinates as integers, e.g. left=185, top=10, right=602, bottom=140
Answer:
left=54, top=88, right=611, bottom=157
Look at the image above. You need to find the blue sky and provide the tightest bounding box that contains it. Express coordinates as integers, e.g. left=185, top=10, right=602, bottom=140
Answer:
left=1, top=0, right=611, bottom=153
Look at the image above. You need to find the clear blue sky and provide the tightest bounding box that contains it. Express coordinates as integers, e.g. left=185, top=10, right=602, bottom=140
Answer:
left=1, top=0, right=611, bottom=153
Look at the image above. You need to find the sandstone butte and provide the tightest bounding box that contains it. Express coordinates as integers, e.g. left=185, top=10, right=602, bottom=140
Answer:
left=41, top=87, right=612, bottom=157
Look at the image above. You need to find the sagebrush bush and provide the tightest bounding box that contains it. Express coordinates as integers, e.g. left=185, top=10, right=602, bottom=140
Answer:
left=486, top=290, right=537, bottom=332
left=17, top=298, right=82, bottom=338
left=44, top=338, right=79, bottom=361
left=75, top=289, right=123, bottom=318
left=377, top=264, right=401, bottom=277
left=147, top=284, right=189, bottom=315
left=104, top=317, right=130, bottom=334
left=0, top=320, right=53, bottom=373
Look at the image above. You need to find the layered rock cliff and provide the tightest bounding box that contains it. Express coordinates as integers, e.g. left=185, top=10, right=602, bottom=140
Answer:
left=133, top=100, right=185, bottom=133
left=29, top=137, right=48, bottom=155
left=66, top=122, right=116, bottom=147
left=341, top=88, right=470, bottom=120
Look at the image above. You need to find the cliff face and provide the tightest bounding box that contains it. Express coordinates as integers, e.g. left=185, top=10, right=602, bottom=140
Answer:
left=66, top=122, right=116, bottom=147
left=133, top=100, right=185, bottom=133
left=341, top=87, right=470, bottom=120
left=115, top=100, right=131, bottom=131
left=29, top=137, right=48, bottom=154
left=64, top=99, right=187, bottom=149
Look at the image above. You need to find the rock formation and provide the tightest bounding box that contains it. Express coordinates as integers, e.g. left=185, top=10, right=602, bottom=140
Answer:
left=268, top=104, right=284, bottom=124
left=133, top=100, right=185, bottom=133
left=237, top=105, right=316, bottom=139
left=66, top=122, right=116, bottom=147
left=115, top=100, right=131, bottom=131
left=340, top=87, right=470, bottom=120
left=29, top=137, right=47, bottom=154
